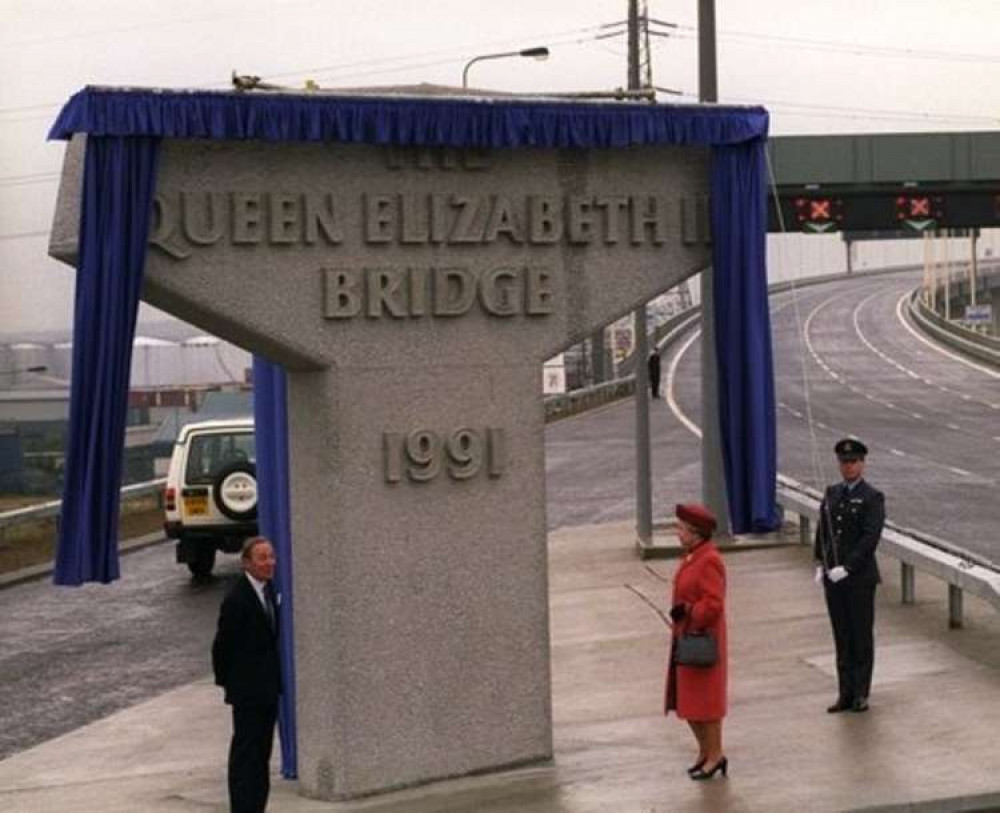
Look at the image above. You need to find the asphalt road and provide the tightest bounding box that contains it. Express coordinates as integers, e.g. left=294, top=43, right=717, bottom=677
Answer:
left=0, top=547, right=241, bottom=760
left=667, top=269, right=998, bottom=561
left=2, top=267, right=996, bottom=759
left=767, top=269, right=999, bottom=561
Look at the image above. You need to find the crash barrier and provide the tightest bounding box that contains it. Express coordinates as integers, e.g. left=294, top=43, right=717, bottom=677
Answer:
left=544, top=375, right=636, bottom=422
left=909, top=289, right=1000, bottom=368
left=617, top=260, right=945, bottom=378
left=0, top=478, right=165, bottom=548
left=778, top=474, right=1000, bottom=629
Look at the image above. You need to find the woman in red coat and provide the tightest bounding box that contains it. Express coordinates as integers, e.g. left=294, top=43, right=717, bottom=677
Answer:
left=664, top=503, right=728, bottom=780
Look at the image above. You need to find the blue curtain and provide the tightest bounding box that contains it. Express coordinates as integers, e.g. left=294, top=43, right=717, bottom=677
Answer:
left=251, top=357, right=297, bottom=778
left=54, top=135, right=160, bottom=585
left=711, top=141, right=780, bottom=533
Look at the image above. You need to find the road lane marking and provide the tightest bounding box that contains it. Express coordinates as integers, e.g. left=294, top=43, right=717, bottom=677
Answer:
left=667, top=289, right=996, bottom=486
left=665, top=329, right=702, bottom=438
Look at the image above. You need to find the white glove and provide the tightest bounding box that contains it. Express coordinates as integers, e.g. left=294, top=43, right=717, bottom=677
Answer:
left=814, top=566, right=824, bottom=585
left=827, top=566, right=849, bottom=583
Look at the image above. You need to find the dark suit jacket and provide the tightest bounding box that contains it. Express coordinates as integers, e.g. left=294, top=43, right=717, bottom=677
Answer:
left=813, top=479, right=885, bottom=585
left=212, top=575, right=281, bottom=707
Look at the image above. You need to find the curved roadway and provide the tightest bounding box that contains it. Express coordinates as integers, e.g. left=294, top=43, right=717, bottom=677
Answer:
left=2, top=266, right=997, bottom=758
left=767, top=269, right=999, bottom=559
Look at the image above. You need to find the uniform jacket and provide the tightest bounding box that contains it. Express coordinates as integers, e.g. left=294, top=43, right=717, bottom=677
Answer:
left=664, top=540, right=727, bottom=721
left=212, top=575, right=282, bottom=707
left=813, top=479, right=885, bottom=585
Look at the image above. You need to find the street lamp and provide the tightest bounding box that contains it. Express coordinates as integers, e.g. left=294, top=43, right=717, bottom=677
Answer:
left=462, top=46, right=550, bottom=89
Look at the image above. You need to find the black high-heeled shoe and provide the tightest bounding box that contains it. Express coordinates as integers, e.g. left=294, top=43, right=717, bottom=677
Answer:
left=686, top=758, right=706, bottom=775
left=690, top=756, right=728, bottom=780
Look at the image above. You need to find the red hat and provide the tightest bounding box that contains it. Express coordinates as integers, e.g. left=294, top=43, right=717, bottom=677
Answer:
left=675, top=503, right=717, bottom=536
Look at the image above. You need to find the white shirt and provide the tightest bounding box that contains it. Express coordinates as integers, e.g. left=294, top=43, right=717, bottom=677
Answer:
left=245, top=572, right=271, bottom=614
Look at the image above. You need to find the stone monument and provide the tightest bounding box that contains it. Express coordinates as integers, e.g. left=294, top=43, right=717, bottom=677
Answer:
left=52, top=125, right=712, bottom=799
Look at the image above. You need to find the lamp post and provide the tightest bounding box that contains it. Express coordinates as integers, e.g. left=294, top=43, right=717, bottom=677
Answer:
left=461, top=46, right=549, bottom=89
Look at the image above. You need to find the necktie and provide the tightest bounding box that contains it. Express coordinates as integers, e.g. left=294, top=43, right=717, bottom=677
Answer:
left=263, top=582, right=277, bottom=632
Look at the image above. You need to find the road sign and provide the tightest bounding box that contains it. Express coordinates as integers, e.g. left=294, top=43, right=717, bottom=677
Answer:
left=964, top=304, right=992, bottom=324
left=896, top=195, right=944, bottom=231
left=794, top=196, right=843, bottom=233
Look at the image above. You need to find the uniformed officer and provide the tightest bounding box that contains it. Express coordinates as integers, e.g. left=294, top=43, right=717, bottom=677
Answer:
left=813, top=438, right=885, bottom=713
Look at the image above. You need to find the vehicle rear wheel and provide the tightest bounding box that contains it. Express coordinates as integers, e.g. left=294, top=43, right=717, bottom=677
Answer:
left=187, top=546, right=217, bottom=580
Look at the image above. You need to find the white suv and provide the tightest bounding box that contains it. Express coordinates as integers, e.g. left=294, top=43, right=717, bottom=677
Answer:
left=163, top=417, right=257, bottom=579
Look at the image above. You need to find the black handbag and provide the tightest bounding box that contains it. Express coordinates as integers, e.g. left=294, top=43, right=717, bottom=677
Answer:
left=674, top=631, right=717, bottom=667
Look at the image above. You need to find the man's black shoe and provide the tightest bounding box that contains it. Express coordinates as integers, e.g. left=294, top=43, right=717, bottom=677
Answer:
left=826, top=699, right=852, bottom=713
left=851, top=697, right=869, bottom=713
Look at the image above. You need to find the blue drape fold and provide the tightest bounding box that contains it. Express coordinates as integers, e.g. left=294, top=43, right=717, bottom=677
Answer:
left=54, top=135, right=160, bottom=585
left=711, top=141, right=781, bottom=533
left=251, top=357, right=297, bottom=778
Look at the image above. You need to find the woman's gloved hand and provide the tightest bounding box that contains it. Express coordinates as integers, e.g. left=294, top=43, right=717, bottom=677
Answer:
left=669, top=603, right=687, bottom=622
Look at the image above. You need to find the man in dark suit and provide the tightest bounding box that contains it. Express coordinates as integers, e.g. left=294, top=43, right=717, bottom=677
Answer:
left=814, top=438, right=885, bottom=714
left=212, top=537, right=281, bottom=813
left=648, top=350, right=662, bottom=398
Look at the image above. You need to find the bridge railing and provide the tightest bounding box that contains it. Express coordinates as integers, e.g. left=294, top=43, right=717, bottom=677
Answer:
left=909, top=289, right=1000, bottom=367
left=0, top=478, right=165, bottom=538
left=777, top=474, right=1000, bottom=629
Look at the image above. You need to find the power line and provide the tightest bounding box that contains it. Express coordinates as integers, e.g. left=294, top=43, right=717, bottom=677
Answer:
left=0, top=0, right=339, bottom=50
left=670, top=24, right=1000, bottom=64
left=0, top=173, right=61, bottom=188
left=658, top=87, right=1000, bottom=126
left=254, top=24, right=616, bottom=86
left=0, top=230, right=49, bottom=242
left=0, top=21, right=612, bottom=119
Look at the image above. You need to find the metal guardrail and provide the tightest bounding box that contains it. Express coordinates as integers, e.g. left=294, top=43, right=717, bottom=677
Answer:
left=0, top=478, right=166, bottom=532
left=777, top=474, right=1000, bottom=628
left=544, top=375, right=636, bottom=422
left=909, top=289, right=1000, bottom=368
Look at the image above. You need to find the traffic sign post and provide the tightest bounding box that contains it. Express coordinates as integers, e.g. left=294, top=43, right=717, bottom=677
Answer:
left=964, top=304, right=992, bottom=324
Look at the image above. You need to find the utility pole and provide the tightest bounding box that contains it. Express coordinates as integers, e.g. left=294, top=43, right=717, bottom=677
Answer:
left=697, top=0, right=730, bottom=536
left=969, top=228, right=978, bottom=310
left=629, top=0, right=654, bottom=546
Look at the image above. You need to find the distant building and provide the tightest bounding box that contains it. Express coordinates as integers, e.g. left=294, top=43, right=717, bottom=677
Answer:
left=0, top=325, right=253, bottom=495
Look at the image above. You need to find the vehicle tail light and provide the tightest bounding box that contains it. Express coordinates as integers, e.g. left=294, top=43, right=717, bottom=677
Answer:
left=165, top=487, right=176, bottom=511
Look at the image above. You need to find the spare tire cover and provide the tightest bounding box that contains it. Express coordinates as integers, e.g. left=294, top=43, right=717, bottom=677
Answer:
left=212, top=461, right=258, bottom=521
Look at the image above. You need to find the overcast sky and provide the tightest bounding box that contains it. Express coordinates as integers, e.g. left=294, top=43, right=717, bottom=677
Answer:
left=2, top=0, right=999, bottom=336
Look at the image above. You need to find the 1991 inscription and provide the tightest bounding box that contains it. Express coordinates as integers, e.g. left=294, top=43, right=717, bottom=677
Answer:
left=383, top=428, right=505, bottom=483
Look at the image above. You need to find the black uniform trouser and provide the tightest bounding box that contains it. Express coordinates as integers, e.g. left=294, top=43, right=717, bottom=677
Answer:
left=229, top=701, right=278, bottom=813
left=649, top=372, right=661, bottom=397
left=824, top=579, right=876, bottom=702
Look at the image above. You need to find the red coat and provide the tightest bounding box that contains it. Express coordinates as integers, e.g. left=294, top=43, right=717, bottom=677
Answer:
left=664, top=540, right=727, bottom=721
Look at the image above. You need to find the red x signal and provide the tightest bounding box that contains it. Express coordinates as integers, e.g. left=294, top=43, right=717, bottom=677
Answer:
left=810, top=200, right=831, bottom=220
left=895, top=195, right=943, bottom=223
left=794, top=196, right=842, bottom=223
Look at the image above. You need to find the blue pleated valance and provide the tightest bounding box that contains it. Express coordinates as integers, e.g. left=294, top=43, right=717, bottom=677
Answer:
left=50, top=86, right=767, bottom=148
